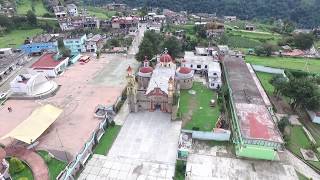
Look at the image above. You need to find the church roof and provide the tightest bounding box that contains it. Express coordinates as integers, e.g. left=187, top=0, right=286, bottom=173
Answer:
left=146, top=67, right=175, bottom=95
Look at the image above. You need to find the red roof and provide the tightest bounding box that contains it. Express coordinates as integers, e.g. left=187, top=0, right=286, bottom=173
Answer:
left=179, top=67, right=192, bottom=74
left=31, top=53, right=66, bottom=69
left=139, top=66, right=153, bottom=73
left=160, top=53, right=173, bottom=63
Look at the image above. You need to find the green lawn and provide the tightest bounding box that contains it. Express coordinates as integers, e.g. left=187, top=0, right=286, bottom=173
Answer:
left=286, top=125, right=320, bottom=170
left=37, top=150, right=67, bottom=180
left=93, top=125, right=121, bottom=155
left=0, top=28, right=43, bottom=48
left=86, top=6, right=116, bottom=19
left=180, top=82, right=221, bottom=131
left=246, top=55, right=320, bottom=73
left=16, top=0, right=49, bottom=16
left=255, top=72, right=275, bottom=95
left=174, top=160, right=185, bottom=180
left=6, top=158, right=34, bottom=180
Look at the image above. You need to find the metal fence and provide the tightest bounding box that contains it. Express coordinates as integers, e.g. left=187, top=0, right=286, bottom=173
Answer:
left=56, top=115, right=111, bottom=180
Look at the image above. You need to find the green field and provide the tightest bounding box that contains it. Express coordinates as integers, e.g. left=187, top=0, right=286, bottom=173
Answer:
left=286, top=125, right=320, bottom=170
left=16, top=0, right=49, bottom=16
left=180, top=82, right=221, bottom=131
left=6, top=158, right=34, bottom=180
left=246, top=55, right=320, bottom=73
left=227, top=35, right=262, bottom=49
left=93, top=125, right=121, bottom=155
left=256, top=72, right=275, bottom=95
left=86, top=6, right=116, bottom=19
left=37, top=150, right=67, bottom=180
left=0, top=28, right=43, bottom=48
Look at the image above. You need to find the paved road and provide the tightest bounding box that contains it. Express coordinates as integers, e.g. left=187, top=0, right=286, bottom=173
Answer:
left=0, top=56, right=39, bottom=93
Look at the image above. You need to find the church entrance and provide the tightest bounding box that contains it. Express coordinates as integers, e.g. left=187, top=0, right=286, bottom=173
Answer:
left=154, top=103, right=161, bottom=111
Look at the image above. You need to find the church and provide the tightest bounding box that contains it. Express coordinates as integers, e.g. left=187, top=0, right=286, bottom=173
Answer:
left=126, top=49, right=194, bottom=113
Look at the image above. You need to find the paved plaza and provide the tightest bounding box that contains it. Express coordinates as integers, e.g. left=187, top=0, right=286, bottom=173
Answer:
left=0, top=54, right=139, bottom=160
left=186, top=153, right=299, bottom=180
left=79, top=112, right=182, bottom=179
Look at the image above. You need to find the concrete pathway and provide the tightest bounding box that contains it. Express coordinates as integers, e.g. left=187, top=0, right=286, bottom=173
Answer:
left=280, top=150, right=320, bottom=179
left=5, top=146, right=49, bottom=180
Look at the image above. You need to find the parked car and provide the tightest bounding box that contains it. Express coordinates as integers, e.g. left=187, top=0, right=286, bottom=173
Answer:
left=0, top=92, right=8, bottom=100
left=79, top=55, right=90, bottom=63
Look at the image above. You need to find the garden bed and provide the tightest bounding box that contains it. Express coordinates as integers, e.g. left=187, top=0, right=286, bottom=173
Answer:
left=6, top=158, right=34, bottom=180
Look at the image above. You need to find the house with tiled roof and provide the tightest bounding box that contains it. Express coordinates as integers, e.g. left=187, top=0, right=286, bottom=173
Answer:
left=30, top=52, right=69, bottom=77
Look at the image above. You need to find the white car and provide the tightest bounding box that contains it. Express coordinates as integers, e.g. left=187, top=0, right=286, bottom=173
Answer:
left=0, top=92, right=8, bottom=100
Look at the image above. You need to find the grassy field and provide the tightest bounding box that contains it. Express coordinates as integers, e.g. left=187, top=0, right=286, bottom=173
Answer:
left=86, top=6, right=116, bottom=19
left=286, top=125, right=320, bottom=170
left=256, top=72, right=275, bottom=95
left=6, top=158, right=34, bottom=180
left=16, top=0, right=49, bottom=16
left=0, top=28, right=43, bottom=48
left=93, top=125, right=121, bottom=155
left=226, top=35, right=262, bottom=49
left=180, top=82, right=220, bottom=131
left=246, top=55, right=320, bottom=73
left=37, top=150, right=67, bottom=180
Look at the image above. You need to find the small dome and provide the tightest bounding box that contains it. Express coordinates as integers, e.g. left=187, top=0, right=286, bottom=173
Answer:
left=160, top=53, right=173, bottom=63
left=139, top=66, right=153, bottom=73
left=179, top=67, right=192, bottom=74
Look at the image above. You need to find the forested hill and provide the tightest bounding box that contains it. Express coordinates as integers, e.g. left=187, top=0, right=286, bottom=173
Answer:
left=83, top=0, right=320, bottom=28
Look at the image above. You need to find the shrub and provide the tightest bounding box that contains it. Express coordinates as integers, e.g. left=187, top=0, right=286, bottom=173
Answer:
left=192, top=127, right=200, bottom=131
left=277, top=117, right=290, bottom=134
left=9, top=157, right=25, bottom=174
left=110, top=120, right=115, bottom=127
left=43, top=153, right=52, bottom=163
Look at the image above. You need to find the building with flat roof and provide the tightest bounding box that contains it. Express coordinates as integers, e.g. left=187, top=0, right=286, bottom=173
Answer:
left=223, top=55, right=283, bottom=160
left=20, top=34, right=58, bottom=55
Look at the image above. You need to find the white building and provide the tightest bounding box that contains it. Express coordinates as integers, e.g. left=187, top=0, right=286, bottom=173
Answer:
left=307, top=110, right=320, bottom=124
left=208, top=61, right=222, bottom=89
left=10, top=73, right=57, bottom=96
left=30, top=53, right=69, bottom=78
left=53, top=6, right=67, bottom=18
left=183, top=51, right=213, bottom=72
left=66, top=4, right=78, bottom=16
left=85, top=34, right=103, bottom=53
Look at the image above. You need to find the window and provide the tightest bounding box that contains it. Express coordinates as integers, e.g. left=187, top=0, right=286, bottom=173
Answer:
left=205, top=65, right=208, bottom=68
left=197, top=65, right=201, bottom=69
left=190, top=65, right=193, bottom=68
left=78, top=49, right=81, bottom=52
left=213, top=73, right=217, bottom=76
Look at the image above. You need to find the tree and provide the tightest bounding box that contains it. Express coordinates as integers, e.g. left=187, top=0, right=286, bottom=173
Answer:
left=57, top=38, right=71, bottom=57
left=135, top=38, right=155, bottom=61
left=26, top=10, right=37, bottom=26
left=277, top=116, right=290, bottom=134
left=269, top=74, right=287, bottom=98
left=255, top=43, right=276, bottom=56
left=194, top=25, right=207, bottom=39
left=281, top=77, right=320, bottom=110
left=282, top=20, right=295, bottom=34
left=162, top=36, right=182, bottom=59
left=293, top=33, right=314, bottom=50
left=9, top=157, right=25, bottom=174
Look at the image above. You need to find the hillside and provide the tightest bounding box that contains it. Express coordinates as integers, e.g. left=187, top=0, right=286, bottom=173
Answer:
left=83, top=0, right=320, bottom=28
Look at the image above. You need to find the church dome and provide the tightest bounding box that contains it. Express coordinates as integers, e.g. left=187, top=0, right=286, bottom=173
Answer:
left=160, top=53, right=173, bottom=63
left=176, top=67, right=194, bottom=79
left=179, top=67, right=192, bottom=74
left=139, top=66, right=153, bottom=73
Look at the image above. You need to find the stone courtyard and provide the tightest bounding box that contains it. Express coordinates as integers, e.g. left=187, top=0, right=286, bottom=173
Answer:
left=79, top=111, right=182, bottom=179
